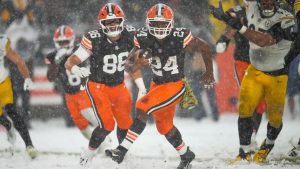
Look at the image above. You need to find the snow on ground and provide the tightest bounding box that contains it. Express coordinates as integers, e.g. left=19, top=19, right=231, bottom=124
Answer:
left=0, top=114, right=300, bottom=169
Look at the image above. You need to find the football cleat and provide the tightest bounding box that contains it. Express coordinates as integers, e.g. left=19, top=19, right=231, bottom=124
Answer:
left=230, top=148, right=252, bottom=164
left=177, top=147, right=195, bottom=169
left=26, top=145, right=38, bottom=159
left=284, top=146, right=300, bottom=161
left=79, top=149, right=96, bottom=167
left=253, top=139, right=274, bottom=163
left=105, top=148, right=127, bottom=164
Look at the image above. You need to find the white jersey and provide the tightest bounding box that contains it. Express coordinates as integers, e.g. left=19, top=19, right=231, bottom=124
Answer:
left=247, top=2, right=295, bottom=72
left=0, top=35, right=9, bottom=83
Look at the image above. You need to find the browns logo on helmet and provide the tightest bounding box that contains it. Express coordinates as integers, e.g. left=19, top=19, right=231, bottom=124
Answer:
left=53, top=25, right=75, bottom=49
left=146, top=3, right=174, bottom=39
left=98, top=3, right=125, bottom=37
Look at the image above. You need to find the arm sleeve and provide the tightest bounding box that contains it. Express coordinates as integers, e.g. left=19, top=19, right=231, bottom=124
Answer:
left=183, top=30, right=193, bottom=48
left=80, top=35, right=93, bottom=51
left=73, top=45, right=92, bottom=62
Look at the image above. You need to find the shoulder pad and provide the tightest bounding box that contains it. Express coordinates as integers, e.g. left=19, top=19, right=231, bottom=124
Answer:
left=84, top=29, right=102, bottom=40
left=277, top=9, right=295, bottom=29
left=45, top=50, right=57, bottom=64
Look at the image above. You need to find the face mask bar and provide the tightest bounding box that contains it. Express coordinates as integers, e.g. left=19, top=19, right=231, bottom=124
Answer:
left=99, top=18, right=124, bottom=37
left=146, top=19, right=173, bottom=39
left=54, top=37, right=75, bottom=49
left=257, top=0, right=277, bottom=18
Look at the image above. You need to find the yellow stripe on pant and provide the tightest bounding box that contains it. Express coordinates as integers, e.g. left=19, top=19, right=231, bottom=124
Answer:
left=238, top=65, right=287, bottom=128
left=0, top=77, right=14, bottom=116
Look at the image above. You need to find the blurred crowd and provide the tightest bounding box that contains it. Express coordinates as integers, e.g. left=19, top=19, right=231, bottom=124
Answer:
left=0, top=0, right=299, bottom=127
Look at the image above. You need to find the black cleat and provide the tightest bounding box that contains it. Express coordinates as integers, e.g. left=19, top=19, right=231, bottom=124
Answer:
left=177, top=147, right=195, bottom=169
left=105, top=147, right=127, bottom=164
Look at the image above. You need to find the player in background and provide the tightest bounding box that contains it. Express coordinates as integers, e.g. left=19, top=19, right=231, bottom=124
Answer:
left=215, top=5, right=265, bottom=153
left=64, top=3, right=147, bottom=167
left=45, top=25, right=98, bottom=140
left=0, top=34, right=37, bottom=159
left=211, top=0, right=295, bottom=163
left=105, top=3, right=215, bottom=169
left=284, top=0, right=300, bottom=160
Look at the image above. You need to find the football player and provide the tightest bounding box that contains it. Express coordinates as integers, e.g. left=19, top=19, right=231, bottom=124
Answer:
left=211, top=0, right=295, bottom=163
left=284, top=0, right=300, bottom=160
left=105, top=3, right=215, bottom=169
left=64, top=3, right=147, bottom=167
left=45, top=25, right=97, bottom=140
left=215, top=5, right=266, bottom=153
left=0, top=34, right=37, bottom=159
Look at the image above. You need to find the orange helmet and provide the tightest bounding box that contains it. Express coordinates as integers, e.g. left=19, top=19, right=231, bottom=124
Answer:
left=146, top=3, right=174, bottom=39
left=98, top=3, right=125, bottom=37
left=53, top=25, right=75, bottom=49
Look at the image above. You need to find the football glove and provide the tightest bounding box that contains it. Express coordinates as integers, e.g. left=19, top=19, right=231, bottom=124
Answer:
left=71, top=65, right=90, bottom=78
left=24, top=78, right=34, bottom=91
left=180, top=78, right=198, bottom=110
left=216, top=35, right=230, bottom=53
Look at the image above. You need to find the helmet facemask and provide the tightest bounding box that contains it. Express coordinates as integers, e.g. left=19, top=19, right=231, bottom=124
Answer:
left=146, top=18, right=173, bottom=39
left=99, top=17, right=124, bottom=37
left=257, top=0, right=278, bottom=18
left=53, top=26, right=75, bottom=50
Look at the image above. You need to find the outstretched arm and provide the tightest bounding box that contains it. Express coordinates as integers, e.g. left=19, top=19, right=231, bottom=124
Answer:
left=185, top=37, right=215, bottom=88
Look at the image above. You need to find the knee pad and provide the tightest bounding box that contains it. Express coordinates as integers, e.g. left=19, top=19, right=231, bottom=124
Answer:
left=268, top=114, right=282, bottom=128
left=156, top=121, right=173, bottom=135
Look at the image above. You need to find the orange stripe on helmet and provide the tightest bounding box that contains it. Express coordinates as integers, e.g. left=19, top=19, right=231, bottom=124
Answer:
left=98, top=3, right=124, bottom=21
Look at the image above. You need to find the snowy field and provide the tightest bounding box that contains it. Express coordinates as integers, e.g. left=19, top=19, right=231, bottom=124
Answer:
left=1, top=114, right=300, bottom=169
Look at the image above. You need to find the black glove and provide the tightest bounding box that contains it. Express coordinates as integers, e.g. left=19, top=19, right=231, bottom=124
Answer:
left=209, top=1, right=230, bottom=22
left=225, top=17, right=244, bottom=31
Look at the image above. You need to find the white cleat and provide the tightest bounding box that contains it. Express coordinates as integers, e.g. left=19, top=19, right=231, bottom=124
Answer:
left=26, top=146, right=38, bottom=159
left=285, top=146, right=300, bottom=161
left=79, top=149, right=96, bottom=167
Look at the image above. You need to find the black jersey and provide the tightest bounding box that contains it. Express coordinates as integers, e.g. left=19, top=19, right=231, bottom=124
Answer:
left=45, top=45, right=83, bottom=94
left=233, top=33, right=250, bottom=63
left=134, top=27, right=193, bottom=84
left=81, top=26, right=135, bottom=86
left=228, top=6, right=250, bottom=63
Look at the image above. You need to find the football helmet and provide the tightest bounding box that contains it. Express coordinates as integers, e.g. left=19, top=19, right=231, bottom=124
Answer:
left=146, top=3, right=174, bottom=39
left=257, top=0, right=279, bottom=18
left=53, top=25, right=75, bottom=49
left=98, top=3, right=125, bottom=37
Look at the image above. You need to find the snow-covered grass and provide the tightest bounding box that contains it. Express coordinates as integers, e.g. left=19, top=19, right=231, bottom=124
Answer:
left=1, top=114, right=300, bottom=169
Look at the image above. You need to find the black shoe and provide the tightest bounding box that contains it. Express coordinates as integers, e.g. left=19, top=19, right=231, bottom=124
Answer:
left=177, top=147, right=195, bottom=169
left=105, top=147, right=127, bottom=164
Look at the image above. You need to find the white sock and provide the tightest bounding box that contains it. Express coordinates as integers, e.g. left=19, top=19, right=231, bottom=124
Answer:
left=266, top=138, right=275, bottom=145
left=240, top=145, right=251, bottom=153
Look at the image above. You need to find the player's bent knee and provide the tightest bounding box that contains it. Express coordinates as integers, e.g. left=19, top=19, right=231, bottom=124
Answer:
left=104, top=120, right=116, bottom=132
left=117, top=118, right=132, bottom=130
left=156, top=123, right=173, bottom=135
left=239, top=104, right=254, bottom=118
left=269, top=116, right=282, bottom=128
